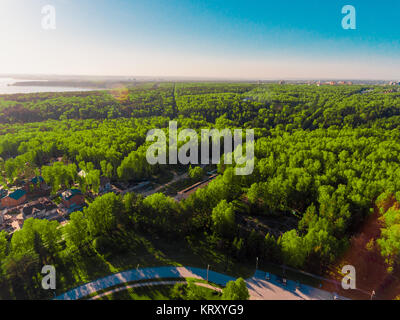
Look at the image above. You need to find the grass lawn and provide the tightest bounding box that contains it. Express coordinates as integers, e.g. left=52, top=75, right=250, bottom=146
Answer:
left=54, top=229, right=322, bottom=298
left=97, top=283, right=221, bottom=300
left=82, top=277, right=224, bottom=300
left=98, top=285, right=174, bottom=300
left=54, top=231, right=254, bottom=296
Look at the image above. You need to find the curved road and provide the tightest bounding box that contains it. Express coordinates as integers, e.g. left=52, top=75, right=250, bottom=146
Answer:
left=89, top=281, right=222, bottom=300
left=55, top=266, right=348, bottom=300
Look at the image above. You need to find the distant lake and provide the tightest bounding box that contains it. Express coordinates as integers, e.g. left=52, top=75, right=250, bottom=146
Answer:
left=0, top=78, right=98, bottom=95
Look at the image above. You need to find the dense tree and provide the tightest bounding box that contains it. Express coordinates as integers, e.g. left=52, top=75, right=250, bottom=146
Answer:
left=0, top=231, right=8, bottom=262
left=1, top=82, right=400, bottom=297
left=64, top=211, right=89, bottom=252
left=10, top=218, right=61, bottom=263
left=142, top=193, right=182, bottom=234
left=85, top=192, right=123, bottom=238
left=2, top=252, right=42, bottom=299
left=188, top=165, right=204, bottom=181
left=211, top=200, right=236, bottom=239
left=376, top=196, right=400, bottom=270
left=221, top=278, right=249, bottom=300
left=280, top=230, right=307, bottom=268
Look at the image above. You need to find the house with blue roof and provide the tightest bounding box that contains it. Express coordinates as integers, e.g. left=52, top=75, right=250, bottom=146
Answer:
left=1, top=189, right=27, bottom=208
left=0, top=189, right=8, bottom=199
left=61, top=189, right=85, bottom=210
left=24, top=176, right=46, bottom=193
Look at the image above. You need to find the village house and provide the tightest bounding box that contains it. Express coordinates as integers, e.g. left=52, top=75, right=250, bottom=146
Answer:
left=13, top=213, right=24, bottom=231
left=59, top=189, right=86, bottom=214
left=0, top=209, right=24, bottom=233
left=0, top=189, right=8, bottom=207
left=0, top=189, right=27, bottom=208
left=26, top=176, right=45, bottom=190
left=23, top=176, right=48, bottom=195
left=21, top=197, right=58, bottom=220
left=0, top=209, right=5, bottom=227
left=99, top=176, right=112, bottom=194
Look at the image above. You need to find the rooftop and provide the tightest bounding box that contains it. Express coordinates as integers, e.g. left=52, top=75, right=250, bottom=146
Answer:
left=22, top=198, right=57, bottom=216
left=61, top=189, right=82, bottom=201
left=0, top=189, right=8, bottom=199
left=31, top=176, right=44, bottom=185
left=8, top=189, right=27, bottom=200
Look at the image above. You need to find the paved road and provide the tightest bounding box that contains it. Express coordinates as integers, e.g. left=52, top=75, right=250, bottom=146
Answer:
left=55, top=267, right=348, bottom=300
left=247, top=270, right=348, bottom=300
left=141, top=172, right=188, bottom=198
left=55, top=266, right=234, bottom=300
left=89, top=280, right=187, bottom=300
left=89, top=280, right=222, bottom=300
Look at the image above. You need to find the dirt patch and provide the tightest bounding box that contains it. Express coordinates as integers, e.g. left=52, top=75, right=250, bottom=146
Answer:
left=324, top=203, right=400, bottom=300
left=238, top=212, right=298, bottom=238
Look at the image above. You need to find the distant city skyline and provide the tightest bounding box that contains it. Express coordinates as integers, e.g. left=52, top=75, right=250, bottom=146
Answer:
left=1, top=74, right=398, bottom=82
left=0, top=0, right=399, bottom=79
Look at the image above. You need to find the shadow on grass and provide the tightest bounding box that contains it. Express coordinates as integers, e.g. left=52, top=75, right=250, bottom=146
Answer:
left=55, top=231, right=255, bottom=297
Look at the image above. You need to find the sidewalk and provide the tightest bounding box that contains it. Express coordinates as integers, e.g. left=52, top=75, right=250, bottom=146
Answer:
left=55, top=266, right=347, bottom=300
left=247, top=270, right=349, bottom=300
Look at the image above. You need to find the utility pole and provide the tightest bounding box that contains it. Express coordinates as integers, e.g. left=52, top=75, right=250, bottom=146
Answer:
left=256, top=257, right=259, bottom=271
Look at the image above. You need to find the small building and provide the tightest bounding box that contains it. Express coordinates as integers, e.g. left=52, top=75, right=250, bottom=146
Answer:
left=0, top=189, right=8, bottom=208
left=0, top=209, right=6, bottom=225
left=78, top=170, right=87, bottom=178
left=22, top=198, right=58, bottom=220
left=175, top=174, right=218, bottom=201
left=23, top=176, right=46, bottom=193
left=99, top=176, right=112, bottom=194
left=61, top=189, right=85, bottom=209
left=0, top=189, right=7, bottom=198
left=1, top=189, right=27, bottom=208
left=31, top=176, right=45, bottom=187
left=131, top=181, right=151, bottom=192
left=12, top=214, right=24, bottom=231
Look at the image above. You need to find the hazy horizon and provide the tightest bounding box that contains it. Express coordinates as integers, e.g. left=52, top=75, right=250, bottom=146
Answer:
left=1, top=74, right=398, bottom=82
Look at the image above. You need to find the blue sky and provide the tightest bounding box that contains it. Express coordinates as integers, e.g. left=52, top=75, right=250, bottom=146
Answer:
left=0, top=0, right=399, bottom=79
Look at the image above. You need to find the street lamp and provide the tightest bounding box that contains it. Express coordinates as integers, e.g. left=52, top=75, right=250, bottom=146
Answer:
left=207, top=264, right=210, bottom=282
left=256, top=257, right=258, bottom=270
left=371, top=290, right=376, bottom=300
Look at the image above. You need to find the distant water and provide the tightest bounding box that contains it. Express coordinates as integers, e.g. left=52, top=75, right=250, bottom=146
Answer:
left=0, top=77, right=97, bottom=95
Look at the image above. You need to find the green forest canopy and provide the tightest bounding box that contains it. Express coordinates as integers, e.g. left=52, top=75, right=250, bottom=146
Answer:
left=1, top=82, right=399, bottom=299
